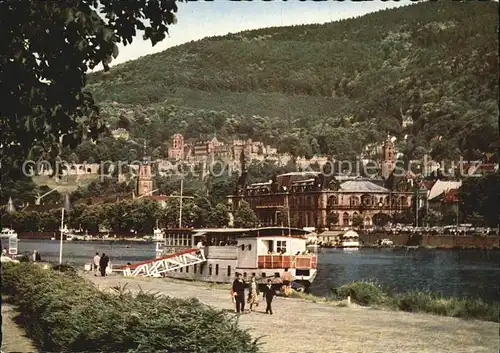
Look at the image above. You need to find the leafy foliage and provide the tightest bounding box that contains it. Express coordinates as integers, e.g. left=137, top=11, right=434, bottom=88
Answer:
left=86, top=1, right=498, bottom=162
left=233, top=200, right=259, bottom=228
left=1, top=263, right=261, bottom=352
left=0, top=0, right=178, bottom=172
left=332, top=280, right=499, bottom=322
left=458, top=174, right=499, bottom=227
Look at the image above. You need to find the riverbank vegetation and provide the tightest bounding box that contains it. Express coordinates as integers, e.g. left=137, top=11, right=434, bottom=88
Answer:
left=85, top=1, right=498, bottom=164
left=299, top=281, right=499, bottom=323
left=1, top=263, right=261, bottom=353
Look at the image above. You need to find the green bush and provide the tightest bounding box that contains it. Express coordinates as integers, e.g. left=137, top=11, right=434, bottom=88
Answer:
left=333, top=281, right=391, bottom=306
left=330, top=280, right=499, bottom=322
left=1, top=263, right=261, bottom=353
left=394, top=291, right=500, bottom=322
left=51, top=263, right=77, bottom=273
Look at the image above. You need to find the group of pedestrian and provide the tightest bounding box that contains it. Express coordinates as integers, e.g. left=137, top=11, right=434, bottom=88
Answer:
left=32, top=250, right=42, bottom=262
left=231, top=273, right=276, bottom=315
left=92, top=252, right=110, bottom=276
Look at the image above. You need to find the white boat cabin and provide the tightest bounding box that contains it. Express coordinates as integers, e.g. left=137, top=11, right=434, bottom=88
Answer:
left=1, top=228, right=18, bottom=255
left=156, top=227, right=318, bottom=287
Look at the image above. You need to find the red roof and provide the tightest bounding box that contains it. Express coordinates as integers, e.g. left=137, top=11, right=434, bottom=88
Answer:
left=418, top=180, right=435, bottom=190
left=442, top=189, right=459, bottom=203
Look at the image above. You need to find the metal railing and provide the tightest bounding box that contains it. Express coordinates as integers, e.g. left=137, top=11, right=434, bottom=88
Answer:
left=257, top=255, right=317, bottom=269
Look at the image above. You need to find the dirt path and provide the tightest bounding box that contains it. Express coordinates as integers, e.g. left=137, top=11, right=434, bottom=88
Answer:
left=1, top=299, right=37, bottom=353
left=86, top=274, right=499, bottom=353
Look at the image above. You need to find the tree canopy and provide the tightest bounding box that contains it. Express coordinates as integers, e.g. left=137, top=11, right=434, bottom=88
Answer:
left=85, top=1, right=498, bottom=163
left=0, top=0, right=178, bottom=171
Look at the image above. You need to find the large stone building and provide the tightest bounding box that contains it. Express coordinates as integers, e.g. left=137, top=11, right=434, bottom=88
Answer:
left=228, top=171, right=413, bottom=229
left=137, top=160, right=153, bottom=197
left=167, top=133, right=185, bottom=160
left=166, top=133, right=278, bottom=163
left=381, top=136, right=396, bottom=180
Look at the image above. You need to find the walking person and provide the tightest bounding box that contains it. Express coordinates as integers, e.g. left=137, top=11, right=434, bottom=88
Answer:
left=282, top=268, right=292, bottom=296
left=99, top=253, right=109, bottom=277
left=262, top=278, right=275, bottom=315
left=229, top=288, right=237, bottom=312
left=248, top=276, right=260, bottom=312
left=93, top=252, right=100, bottom=276
left=232, top=273, right=246, bottom=314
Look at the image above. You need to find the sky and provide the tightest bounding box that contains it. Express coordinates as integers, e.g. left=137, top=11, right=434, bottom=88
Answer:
left=102, top=0, right=418, bottom=70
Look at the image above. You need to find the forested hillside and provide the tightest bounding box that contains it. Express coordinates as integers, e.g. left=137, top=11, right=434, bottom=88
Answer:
left=85, top=0, right=499, bottom=162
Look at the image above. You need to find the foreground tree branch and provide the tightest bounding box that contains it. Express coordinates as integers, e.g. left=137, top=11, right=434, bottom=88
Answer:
left=0, top=0, right=179, bottom=173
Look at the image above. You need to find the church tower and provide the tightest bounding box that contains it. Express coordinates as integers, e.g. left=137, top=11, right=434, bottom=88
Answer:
left=381, top=136, right=396, bottom=180
left=137, top=160, right=153, bottom=196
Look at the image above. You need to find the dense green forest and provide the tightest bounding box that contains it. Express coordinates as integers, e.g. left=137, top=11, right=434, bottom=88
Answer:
left=83, top=1, right=499, bottom=163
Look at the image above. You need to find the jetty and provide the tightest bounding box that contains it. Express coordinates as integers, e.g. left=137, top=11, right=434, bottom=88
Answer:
left=86, top=274, right=498, bottom=353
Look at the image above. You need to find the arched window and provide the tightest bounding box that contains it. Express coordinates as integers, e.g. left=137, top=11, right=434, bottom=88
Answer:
left=208, top=264, right=212, bottom=276
left=240, top=244, right=245, bottom=251
left=349, top=196, right=359, bottom=206
left=247, top=244, right=252, bottom=251
left=327, top=195, right=338, bottom=208
left=227, top=266, right=231, bottom=277
left=342, top=212, right=350, bottom=225
left=361, top=194, right=372, bottom=206
left=215, top=264, right=219, bottom=276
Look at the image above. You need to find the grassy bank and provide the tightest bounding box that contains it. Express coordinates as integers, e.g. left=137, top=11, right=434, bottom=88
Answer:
left=1, top=263, right=261, bottom=353
left=291, top=281, right=499, bottom=323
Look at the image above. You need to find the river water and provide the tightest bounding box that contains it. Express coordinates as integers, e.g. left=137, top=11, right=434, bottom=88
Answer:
left=13, top=240, right=500, bottom=303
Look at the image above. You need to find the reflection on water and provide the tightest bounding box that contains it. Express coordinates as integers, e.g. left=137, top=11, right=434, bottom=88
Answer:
left=17, top=239, right=156, bottom=267
left=16, top=240, right=500, bottom=303
left=312, top=248, right=500, bottom=303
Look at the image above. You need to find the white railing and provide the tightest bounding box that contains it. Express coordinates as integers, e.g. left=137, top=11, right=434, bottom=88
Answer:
left=122, top=248, right=206, bottom=277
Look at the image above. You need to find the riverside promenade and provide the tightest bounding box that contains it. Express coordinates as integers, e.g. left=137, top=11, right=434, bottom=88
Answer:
left=87, top=274, right=498, bottom=353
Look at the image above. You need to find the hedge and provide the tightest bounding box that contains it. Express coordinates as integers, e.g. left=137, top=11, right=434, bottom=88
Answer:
left=333, top=281, right=499, bottom=322
left=1, top=263, right=261, bottom=353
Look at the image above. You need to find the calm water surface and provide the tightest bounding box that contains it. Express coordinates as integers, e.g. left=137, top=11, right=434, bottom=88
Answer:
left=16, top=240, right=500, bottom=303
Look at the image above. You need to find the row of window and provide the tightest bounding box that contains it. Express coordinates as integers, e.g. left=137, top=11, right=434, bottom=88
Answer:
left=237, top=241, right=288, bottom=253
left=175, top=264, right=284, bottom=279
left=328, top=195, right=408, bottom=207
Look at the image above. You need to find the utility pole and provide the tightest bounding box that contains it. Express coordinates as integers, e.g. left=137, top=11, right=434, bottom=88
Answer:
left=179, top=178, right=184, bottom=228
left=426, top=191, right=429, bottom=227
left=415, top=188, right=419, bottom=228
left=59, top=207, right=64, bottom=264
left=287, top=192, right=291, bottom=236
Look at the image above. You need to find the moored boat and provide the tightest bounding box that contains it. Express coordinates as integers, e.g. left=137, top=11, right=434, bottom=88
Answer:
left=1, top=228, right=18, bottom=256
left=338, top=230, right=360, bottom=250
left=124, top=226, right=318, bottom=291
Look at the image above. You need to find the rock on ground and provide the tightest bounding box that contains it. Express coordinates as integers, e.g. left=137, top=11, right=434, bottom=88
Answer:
left=86, top=274, right=499, bottom=353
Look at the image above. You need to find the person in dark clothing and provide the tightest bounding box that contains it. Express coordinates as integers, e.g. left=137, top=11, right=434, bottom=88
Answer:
left=35, top=251, right=41, bottom=261
left=232, top=273, right=246, bottom=313
left=262, top=279, right=275, bottom=314
left=99, top=253, right=109, bottom=277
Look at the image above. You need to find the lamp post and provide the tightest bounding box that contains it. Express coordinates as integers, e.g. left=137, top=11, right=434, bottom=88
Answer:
left=35, top=186, right=61, bottom=205
left=415, top=188, right=419, bottom=228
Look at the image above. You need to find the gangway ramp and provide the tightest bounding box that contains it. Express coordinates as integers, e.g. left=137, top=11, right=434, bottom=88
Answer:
left=123, top=248, right=206, bottom=277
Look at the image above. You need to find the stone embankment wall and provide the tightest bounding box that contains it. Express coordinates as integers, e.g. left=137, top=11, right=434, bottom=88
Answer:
left=360, top=233, right=500, bottom=248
